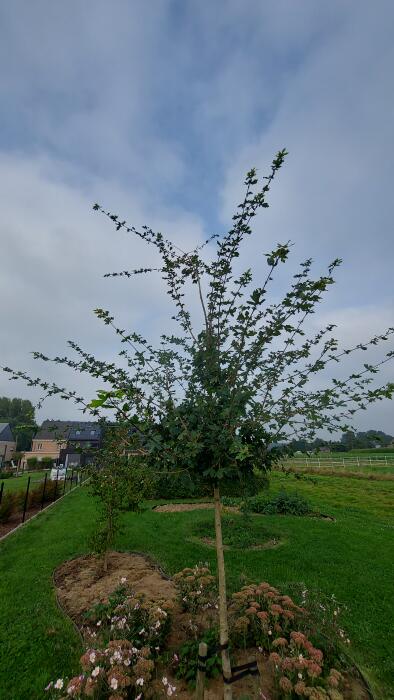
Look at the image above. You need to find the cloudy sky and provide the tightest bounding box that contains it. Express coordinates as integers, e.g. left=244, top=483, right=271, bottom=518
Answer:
left=0, top=1, right=393, bottom=435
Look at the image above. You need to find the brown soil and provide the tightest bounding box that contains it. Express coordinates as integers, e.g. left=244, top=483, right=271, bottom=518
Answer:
left=0, top=505, right=42, bottom=538
left=190, top=536, right=283, bottom=551
left=154, top=502, right=214, bottom=512
left=54, top=552, right=371, bottom=700
left=55, top=552, right=178, bottom=622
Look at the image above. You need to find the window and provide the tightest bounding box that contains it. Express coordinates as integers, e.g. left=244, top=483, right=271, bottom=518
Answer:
left=90, top=430, right=96, bottom=436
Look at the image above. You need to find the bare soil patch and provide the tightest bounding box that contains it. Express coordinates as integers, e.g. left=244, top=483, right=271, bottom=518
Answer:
left=189, top=535, right=283, bottom=551
left=154, top=502, right=214, bottom=512
left=154, top=502, right=335, bottom=522
left=55, top=551, right=177, bottom=622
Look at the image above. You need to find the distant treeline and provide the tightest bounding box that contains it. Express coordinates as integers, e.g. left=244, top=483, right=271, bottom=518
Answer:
left=288, top=430, right=393, bottom=453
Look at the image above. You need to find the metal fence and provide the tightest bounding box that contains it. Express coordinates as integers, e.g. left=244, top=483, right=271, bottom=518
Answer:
left=0, top=467, right=88, bottom=530
left=281, top=454, right=394, bottom=470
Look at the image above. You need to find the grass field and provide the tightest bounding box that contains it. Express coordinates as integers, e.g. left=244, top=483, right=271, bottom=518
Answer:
left=281, top=452, right=394, bottom=478
left=0, top=474, right=393, bottom=699
left=0, top=470, right=47, bottom=493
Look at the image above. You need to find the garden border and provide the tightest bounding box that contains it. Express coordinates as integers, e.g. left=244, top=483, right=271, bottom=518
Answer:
left=0, top=477, right=90, bottom=543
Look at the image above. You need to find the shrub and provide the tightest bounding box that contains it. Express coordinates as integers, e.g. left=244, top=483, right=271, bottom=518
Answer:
left=173, top=563, right=217, bottom=614
left=83, top=580, right=172, bottom=656
left=228, top=582, right=306, bottom=650
left=222, top=491, right=312, bottom=515
left=268, top=632, right=345, bottom=699
left=25, top=479, right=61, bottom=509
left=0, top=492, right=16, bottom=523
left=26, top=457, right=39, bottom=470
left=0, top=470, right=13, bottom=479
left=173, top=627, right=221, bottom=686
left=284, top=585, right=351, bottom=667
left=40, top=456, right=54, bottom=468
left=46, top=639, right=162, bottom=699
left=44, top=479, right=62, bottom=502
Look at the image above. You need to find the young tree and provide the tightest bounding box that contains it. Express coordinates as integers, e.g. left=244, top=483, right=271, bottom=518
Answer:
left=4, top=150, right=393, bottom=697
left=88, top=422, right=151, bottom=573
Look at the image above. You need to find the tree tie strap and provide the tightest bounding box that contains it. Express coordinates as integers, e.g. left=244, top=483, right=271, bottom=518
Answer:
left=197, top=654, right=207, bottom=672
left=222, top=660, right=259, bottom=684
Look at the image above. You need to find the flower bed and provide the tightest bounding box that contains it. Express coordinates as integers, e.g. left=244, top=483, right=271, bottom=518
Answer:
left=49, top=552, right=370, bottom=699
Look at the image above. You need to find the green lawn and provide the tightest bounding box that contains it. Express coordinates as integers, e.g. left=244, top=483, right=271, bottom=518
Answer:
left=0, top=469, right=47, bottom=493
left=0, top=475, right=393, bottom=699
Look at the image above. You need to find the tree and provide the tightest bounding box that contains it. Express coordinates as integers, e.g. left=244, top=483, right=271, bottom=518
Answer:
left=88, top=422, right=151, bottom=572
left=0, top=396, right=37, bottom=450
left=3, top=151, right=394, bottom=697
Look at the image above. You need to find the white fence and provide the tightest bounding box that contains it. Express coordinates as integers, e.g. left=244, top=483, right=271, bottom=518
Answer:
left=282, top=455, right=394, bottom=470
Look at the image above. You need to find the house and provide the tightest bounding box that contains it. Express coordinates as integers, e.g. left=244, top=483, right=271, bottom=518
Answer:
left=0, top=423, right=17, bottom=467
left=59, top=423, right=102, bottom=467
left=21, top=420, right=102, bottom=469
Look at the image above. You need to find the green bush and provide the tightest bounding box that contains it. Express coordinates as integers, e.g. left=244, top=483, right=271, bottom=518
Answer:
left=222, top=490, right=312, bottom=516
left=26, top=457, right=39, bottom=469
left=174, top=627, right=221, bottom=686
left=0, top=471, right=13, bottom=479
left=27, top=479, right=62, bottom=508
left=28, top=483, right=45, bottom=508
left=0, top=492, right=16, bottom=523
left=40, top=456, right=54, bottom=468
left=247, top=490, right=311, bottom=516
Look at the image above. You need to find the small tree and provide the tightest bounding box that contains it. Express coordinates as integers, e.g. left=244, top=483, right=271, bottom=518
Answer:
left=4, top=151, right=393, bottom=697
left=88, top=422, right=151, bottom=572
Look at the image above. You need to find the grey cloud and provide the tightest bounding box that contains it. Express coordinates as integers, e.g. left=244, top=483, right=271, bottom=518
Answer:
left=0, top=1, right=393, bottom=433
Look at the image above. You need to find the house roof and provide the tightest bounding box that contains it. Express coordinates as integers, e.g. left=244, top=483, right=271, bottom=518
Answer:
left=0, top=423, right=15, bottom=442
left=34, top=420, right=101, bottom=441
left=68, top=426, right=101, bottom=440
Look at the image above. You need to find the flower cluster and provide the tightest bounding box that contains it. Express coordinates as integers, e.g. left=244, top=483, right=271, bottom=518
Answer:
left=173, top=563, right=217, bottom=614
left=296, top=588, right=351, bottom=653
left=84, top=582, right=172, bottom=655
left=45, top=639, right=156, bottom=699
left=228, top=582, right=306, bottom=649
left=268, top=631, right=344, bottom=698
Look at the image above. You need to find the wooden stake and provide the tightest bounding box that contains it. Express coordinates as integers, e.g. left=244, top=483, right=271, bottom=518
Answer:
left=196, top=641, right=207, bottom=700
left=214, top=485, right=232, bottom=699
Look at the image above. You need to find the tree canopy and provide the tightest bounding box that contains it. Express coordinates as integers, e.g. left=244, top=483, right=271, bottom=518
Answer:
left=0, top=396, right=36, bottom=450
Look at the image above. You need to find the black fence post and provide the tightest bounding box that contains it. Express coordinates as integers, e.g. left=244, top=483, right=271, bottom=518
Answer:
left=22, top=476, right=31, bottom=523
left=70, top=468, right=74, bottom=492
left=0, top=481, right=4, bottom=507
left=40, top=473, right=48, bottom=510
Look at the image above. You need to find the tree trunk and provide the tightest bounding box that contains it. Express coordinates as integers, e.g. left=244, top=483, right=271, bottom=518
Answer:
left=213, top=485, right=232, bottom=699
